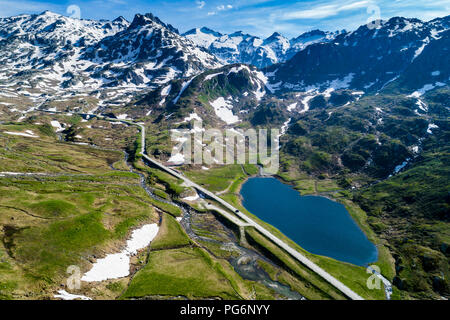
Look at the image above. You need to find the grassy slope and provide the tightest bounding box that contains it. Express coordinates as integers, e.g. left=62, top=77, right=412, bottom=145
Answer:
left=0, top=173, right=158, bottom=299
left=279, top=91, right=450, bottom=298
left=0, top=123, right=122, bottom=174
left=182, top=163, right=389, bottom=299
left=0, top=122, right=277, bottom=300
left=134, top=160, right=186, bottom=197
left=184, top=164, right=247, bottom=193
left=0, top=113, right=412, bottom=300
left=122, top=247, right=241, bottom=299
left=355, top=149, right=450, bottom=298
left=150, top=213, right=191, bottom=250
left=224, top=190, right=387, bottom=300
left=0, top=124, right=160, bottom=299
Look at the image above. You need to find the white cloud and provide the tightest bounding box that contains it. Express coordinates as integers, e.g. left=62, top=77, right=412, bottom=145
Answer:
left=207, top=3, right=232, bottom=16
left=0, top=0, right=64, bottom=17
left=217, top=4, right=233, bottom=11
left=282, top=0, right=371, bottom=20
left=196, top=0, right=205, bottom=9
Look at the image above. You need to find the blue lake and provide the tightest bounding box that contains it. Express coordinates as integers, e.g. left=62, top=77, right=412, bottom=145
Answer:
left=240, top=177, right=378, bottom=266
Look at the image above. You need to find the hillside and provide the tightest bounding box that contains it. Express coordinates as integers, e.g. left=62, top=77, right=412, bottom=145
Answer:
left=0, top=10, right=449, bottom=300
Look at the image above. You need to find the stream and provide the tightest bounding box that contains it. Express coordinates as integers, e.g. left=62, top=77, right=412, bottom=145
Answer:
left=122, top=154, right=305, bottom=300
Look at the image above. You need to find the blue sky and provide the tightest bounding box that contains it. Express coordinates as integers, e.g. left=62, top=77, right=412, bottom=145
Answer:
left=1, top=0, right=449, bottom=38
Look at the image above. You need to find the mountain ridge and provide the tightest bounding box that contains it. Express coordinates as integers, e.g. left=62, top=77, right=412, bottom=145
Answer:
left=183, top=26, right=341, bottom=68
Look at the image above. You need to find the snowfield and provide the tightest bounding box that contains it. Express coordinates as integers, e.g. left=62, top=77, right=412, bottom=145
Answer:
left=210, top=97, right=240, bottom=125
left=81, top=224, right=159, bottom=282
left=182, top=194, right=200, bottom=202
left=168, top=153, right=186, bottom=165
left=427, top=123, right=439, bottom=134
left=4, top=130, right=39, bottom=138
left=50, top=121, right=65, bottom=132
left=54, top=290, right=92, bottom=301
left=182, top=112, right=202, bottom=123
left=408, top=82, right=446, bottom=98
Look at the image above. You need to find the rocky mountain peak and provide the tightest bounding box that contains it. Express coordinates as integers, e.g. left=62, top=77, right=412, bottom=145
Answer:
left=129, top=13, right=179, bottom=34
left=267, top=32, right=283, bottom=39
left=113, top=16, right=129, bottom=25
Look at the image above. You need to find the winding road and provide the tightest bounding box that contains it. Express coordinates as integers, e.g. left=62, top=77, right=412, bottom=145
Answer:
left=141, top=153, right=364, bottom=300
left=40, top=109, right=365, bottom=300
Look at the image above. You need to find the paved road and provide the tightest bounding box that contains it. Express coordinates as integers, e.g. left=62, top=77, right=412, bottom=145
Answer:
left=141, top=154, right=365, bottom=300
left=203, top=202, right=250, bottom=228
left=40, top=109, right=365, bottom=300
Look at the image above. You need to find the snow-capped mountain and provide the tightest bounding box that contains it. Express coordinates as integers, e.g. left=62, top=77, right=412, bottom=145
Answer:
left=0, top=11, right=448, bottom=121
left=183, top=27, right=223, bottom=48
left=82, top=13, right=221, bottom=88
left=184, top=29, right=270, bottom=67
left=265, top=16, right=450, bottom=94
left=0, top=11, right=221, bottom=113
left=262, top=32, right=290, bottom=59
left=0, top=11, right=129, bottom=80
left=183, top=27, right=340, bottom=68
left=0, top=10, right=128, bottom=47
left=286, top=29, right=345, bottom=60
left=132, top=63, right=274, bottom=125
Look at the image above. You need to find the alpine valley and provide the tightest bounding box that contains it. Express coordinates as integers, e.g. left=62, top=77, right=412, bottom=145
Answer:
left=0, top=10, right=448, bottom=301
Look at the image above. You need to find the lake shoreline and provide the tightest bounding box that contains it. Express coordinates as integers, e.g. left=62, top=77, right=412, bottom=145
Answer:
left=237, top=175, right=379, bottom=266
left=237, top=170, right=379, bottom=253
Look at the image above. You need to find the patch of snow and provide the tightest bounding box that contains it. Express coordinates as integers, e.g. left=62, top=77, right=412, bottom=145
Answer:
left=253, top=70, right=269, bottom=99
left=161, top=84, right=172, bottom=96
left=0, top=172, right=45, bottom=176
left=299, top=95, right=315, bottom=113
left=54, top=290, right=92, bottom=301
left=416, top=99, right=428, bottom=112
left=183, top=194, right=199, bottom=202
left=412, top=37, right=429, bottom=61
left=182, top=112, right=202, bottom=123
left=427, top=123, right=438, bottom=134
left=210, top=97, right=240, bottom=125
left=126, top=224, right=160, bottom=255
left=407, top=82, right=445, bottom=98
left=82, top=253, right=130, bottom=282
left=327, top=73, right=354, bottom=91
left=168, top=153, right=185, bottom=165
left=81, top=224, right=159, bottom=282
left=4, top=131, right=39, bottom=138
left=364, top=81, right=377, bottom=89
left=280, top=118, right=291, bottom=136
left=287, top=103, right=297, bottom=112
left=227, top=65, right=251, bottom=75
left=50, top=120, right=65, bottom=132
left=173, top=78, right=195, bottom=104
left=431, top=71, right=440, bottom=76
left=204, top=72, right=222, bottom=81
